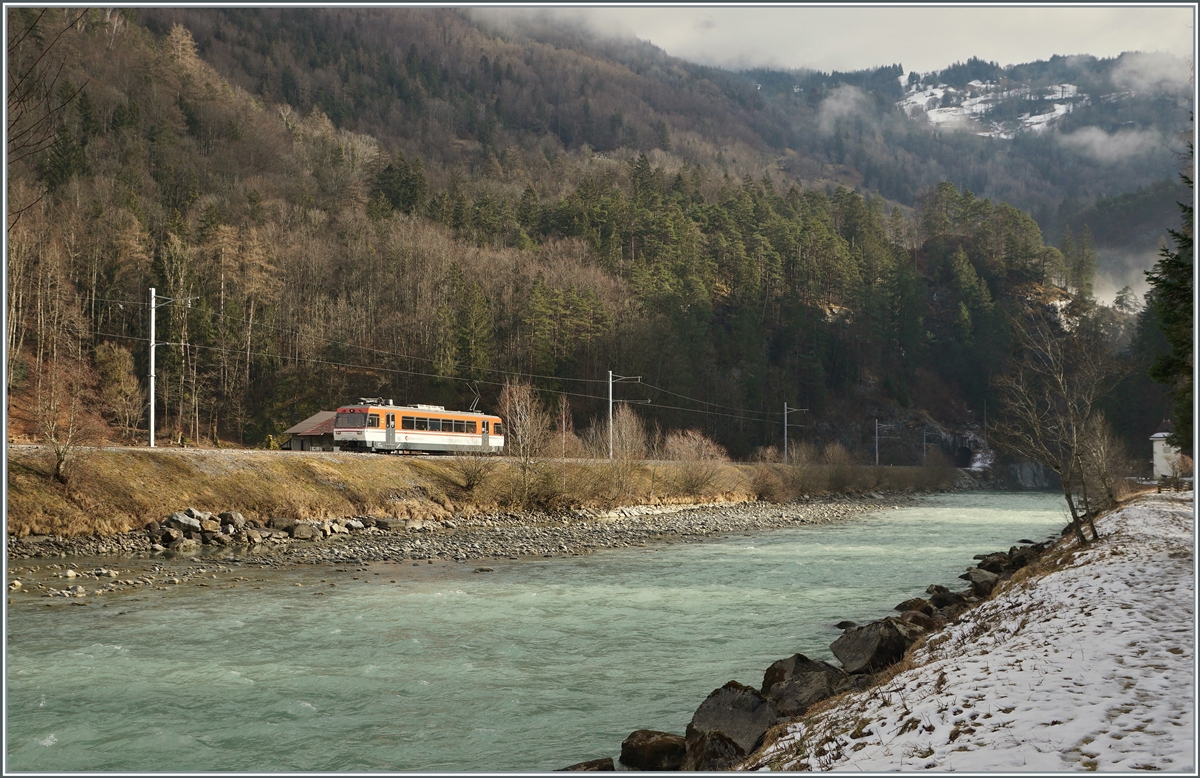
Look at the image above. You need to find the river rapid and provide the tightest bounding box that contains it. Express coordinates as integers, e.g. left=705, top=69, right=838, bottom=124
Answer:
left=5, top=491, right=1067, bottom=772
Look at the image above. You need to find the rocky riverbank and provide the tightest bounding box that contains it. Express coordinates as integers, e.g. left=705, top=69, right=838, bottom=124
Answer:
left=560, top=520, right=1059, bottom=771
left=742, top=490, right=1193, bottom=772
left=5, top=494, right=908, bottom=563
left=5, top=493, right=919, bottom=602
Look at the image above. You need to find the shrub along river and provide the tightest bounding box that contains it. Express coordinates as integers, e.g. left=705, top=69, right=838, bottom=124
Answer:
left=5, top=491, right=1067, bottom=772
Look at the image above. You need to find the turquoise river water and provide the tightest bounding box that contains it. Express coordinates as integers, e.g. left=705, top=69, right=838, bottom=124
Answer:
left=5, top=491, right=1067, bottom=772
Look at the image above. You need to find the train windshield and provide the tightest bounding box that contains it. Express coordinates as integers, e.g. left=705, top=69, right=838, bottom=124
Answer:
left=335, top=412, right=367, bottom=428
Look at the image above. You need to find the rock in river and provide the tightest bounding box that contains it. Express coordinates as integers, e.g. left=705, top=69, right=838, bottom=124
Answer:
left=557, top=757, right=614, bottom=771
left=619, top=729, right=686, bottom=771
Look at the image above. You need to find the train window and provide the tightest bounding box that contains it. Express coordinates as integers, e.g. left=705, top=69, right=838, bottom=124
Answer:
left=450, top=420, right=462, bottom=433
left=367, top=414, right=380, bottom=428
left=386, top=413, right=395, bottom=429
left=415, top=418, right=428, bottom=431
left=482, top=420, right=489, bottom=433
left=428, top=419, right=441, bottom=432
left=465, top=421, right=476, bottom=433
left=401, top=416, right=414, bottom=430
left=336, top=412, right=366, bottom=428
left=493, top=423, right=503, bottom=437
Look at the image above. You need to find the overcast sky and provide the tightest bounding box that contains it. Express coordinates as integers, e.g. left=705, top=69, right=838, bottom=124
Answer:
left=487, top=6, right=1195, bottom=75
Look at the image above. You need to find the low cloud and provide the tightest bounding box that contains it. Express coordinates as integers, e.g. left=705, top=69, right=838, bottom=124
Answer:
left=1057, top=127, right=1162, bottom=162
left=467, top=8, right=634, bottom=43
left=817, top=85, right=870, bottom=135
left=1112, top=51, right=1191, bottom=94
left=1094, top=247, right=1160, bottom=308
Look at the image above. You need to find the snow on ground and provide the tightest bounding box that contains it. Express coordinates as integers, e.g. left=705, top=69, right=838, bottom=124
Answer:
left=745, top=491, right=1195, bottom=773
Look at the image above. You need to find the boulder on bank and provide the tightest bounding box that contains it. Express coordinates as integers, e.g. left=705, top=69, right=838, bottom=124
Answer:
left=682, top=681, right=781, bottom=770
left=830, top=617, right=925, bottom=674
left=267, top=516, right=294, bottom=530
left=760, top=654, right=849, bottom=716
left=557, top=757, right=614, bottom=771
left=619, top=729, right=686, bottom=770
left=168, top=537, right=199, bottom=552
left=959, top=567, right=999, bottom=597
left=899, top=610, right=942, bottom=632
left=290, top=523, right=314, bottom=540
left=219, top=511, right=246, bottom=529
left=894, top=597, right=933, bottom=615
left=976, top=552, right=1009, bottom=574
left=681, top=729, right=745, bottom=772
left=164, top=512, right=201, bottom=533
left=929, top=589, right=967, bottom=608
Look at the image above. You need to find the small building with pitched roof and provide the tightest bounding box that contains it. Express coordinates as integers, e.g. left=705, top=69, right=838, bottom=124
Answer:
left=282, top=411, right=337, bottom=451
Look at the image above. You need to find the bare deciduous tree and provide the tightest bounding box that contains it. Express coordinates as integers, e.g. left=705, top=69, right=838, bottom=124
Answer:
left=607, top=403, right=647, bottom=499
left=1079, top=411, right=1136, bottom=510
left=6, top=8, right=89, bottom=231
left=662, top=428, right=728, bottom=495
left=498, top=379, right=551, bottom=506
left=990, top=309, right=1126, bottom=544
left=94, top=342, right=143, bottom=440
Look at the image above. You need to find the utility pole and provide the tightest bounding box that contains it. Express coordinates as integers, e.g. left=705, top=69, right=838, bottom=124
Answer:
left=148, top=288, right=197, bottom=449
left=607, top=370, right=642, bottom=460
left=783, top=403, right=808, bottom=463
left=874, top=418, right=896, bottom=466
left=149, top=287, right=156, bottom=447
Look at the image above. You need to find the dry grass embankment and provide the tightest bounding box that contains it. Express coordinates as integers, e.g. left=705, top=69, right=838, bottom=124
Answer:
left=5, top=446, right=958, bottom=538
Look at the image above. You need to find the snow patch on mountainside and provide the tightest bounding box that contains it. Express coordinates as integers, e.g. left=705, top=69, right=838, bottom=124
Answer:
left=898, top=73, right=1093, bottom=138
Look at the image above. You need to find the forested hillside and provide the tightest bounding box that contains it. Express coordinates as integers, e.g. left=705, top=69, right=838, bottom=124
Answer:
left=6, top=8, right=1175, bottom=463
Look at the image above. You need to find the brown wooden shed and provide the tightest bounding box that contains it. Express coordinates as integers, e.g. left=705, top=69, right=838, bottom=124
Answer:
left=282, top=411, right=337, bottom=451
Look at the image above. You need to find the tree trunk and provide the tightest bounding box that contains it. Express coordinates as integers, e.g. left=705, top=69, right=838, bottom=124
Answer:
left=1075, top=453, right=1101, bottom=541
left=1060, top=474, right=1088, bottom=545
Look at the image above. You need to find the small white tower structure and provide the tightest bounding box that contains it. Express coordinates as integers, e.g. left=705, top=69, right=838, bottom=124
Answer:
left=1150, top=419, right=1181, bottom=480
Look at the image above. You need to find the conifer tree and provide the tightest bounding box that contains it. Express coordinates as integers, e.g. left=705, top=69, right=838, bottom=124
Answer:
left=1145, top=140, right=1193, bottom=454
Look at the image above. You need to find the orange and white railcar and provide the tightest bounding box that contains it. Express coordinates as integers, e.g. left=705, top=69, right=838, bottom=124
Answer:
left=333, top=398, right=504, bottom=454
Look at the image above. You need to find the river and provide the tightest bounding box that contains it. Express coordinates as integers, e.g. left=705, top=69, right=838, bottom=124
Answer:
left=5, top=491, right=1067, bottom=771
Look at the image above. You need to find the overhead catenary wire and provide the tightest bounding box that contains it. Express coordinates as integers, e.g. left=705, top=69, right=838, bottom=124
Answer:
left=63, top=291, right=786, bottom=421
left=65, top=291, right=782, bottom=419
left=75, top=291, right=787, bottom=422
left=62, top=289, right=613, bottom=386
left=82, top=327, right=788, bottom=425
